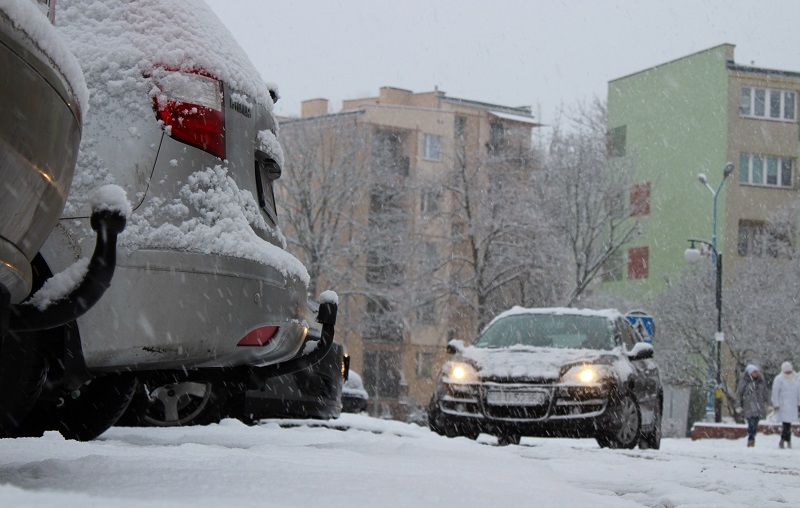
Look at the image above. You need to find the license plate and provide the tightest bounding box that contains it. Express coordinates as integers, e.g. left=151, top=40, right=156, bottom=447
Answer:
left=486, top=390, right=547, bottom=406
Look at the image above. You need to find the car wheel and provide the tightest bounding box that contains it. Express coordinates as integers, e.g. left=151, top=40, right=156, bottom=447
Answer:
left=131, top=381, right=228, bottom=427
left=0, top=330, right=48, bottom=437
left=598, top=393, right=641, bottom=449
left=639, top=400, right=662, bottom=450
left=428, top=404, right=478, bottom=439
left=15, top=373, right=138, bottom=441
left=497, top=433, right=521, bottom=446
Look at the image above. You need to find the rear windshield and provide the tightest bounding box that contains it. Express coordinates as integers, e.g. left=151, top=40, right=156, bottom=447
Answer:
left=474, top=314, right=616, bottom=351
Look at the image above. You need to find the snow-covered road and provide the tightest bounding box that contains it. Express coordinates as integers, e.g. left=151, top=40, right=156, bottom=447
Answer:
left=0, top=414, right=797, bottom=507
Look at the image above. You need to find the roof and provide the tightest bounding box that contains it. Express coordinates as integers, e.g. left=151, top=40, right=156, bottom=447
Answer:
left=489, top=110, right=542, bottom=126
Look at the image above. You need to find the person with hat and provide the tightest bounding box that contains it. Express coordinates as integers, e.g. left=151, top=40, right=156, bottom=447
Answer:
left=736, top=364, right=769, bottom=447
left=771, top=361, right=800, bottom=449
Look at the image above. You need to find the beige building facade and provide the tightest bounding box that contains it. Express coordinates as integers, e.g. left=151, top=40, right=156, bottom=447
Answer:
left=280, top=87, right=540, bottom=419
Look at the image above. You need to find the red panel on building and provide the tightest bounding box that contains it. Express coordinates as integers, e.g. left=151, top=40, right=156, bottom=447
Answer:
left=630, top=182, right=651, bottom=217
left=628, top=246, right=649, bottom=279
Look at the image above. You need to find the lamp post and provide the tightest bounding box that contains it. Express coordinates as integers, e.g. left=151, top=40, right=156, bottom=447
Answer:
left=685, top=162, right=734, bottom=423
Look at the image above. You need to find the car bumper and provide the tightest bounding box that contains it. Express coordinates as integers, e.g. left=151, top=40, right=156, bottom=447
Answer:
left=72, top=248, right=309, bottom=371
left=432, top=381, right=612, bottom=438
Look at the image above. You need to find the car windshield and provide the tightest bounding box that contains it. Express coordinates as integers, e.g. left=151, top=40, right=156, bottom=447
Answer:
left=473, top=314, right=616, bottom=351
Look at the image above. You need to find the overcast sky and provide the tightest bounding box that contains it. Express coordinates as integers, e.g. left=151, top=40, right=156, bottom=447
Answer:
left=204, top=0, right=800, bottom=125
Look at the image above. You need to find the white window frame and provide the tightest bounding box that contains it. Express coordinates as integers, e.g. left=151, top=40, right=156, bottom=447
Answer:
left=739, top=153, right=794, bottom=188
left=422, top=134, right=441, bottom=161
left=740, top=86, right=796, bottom=122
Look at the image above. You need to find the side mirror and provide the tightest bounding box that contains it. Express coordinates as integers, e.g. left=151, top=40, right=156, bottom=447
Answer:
left=628, top=342, right=654, bottom=361
left=446, top=339, right=465, bottom=355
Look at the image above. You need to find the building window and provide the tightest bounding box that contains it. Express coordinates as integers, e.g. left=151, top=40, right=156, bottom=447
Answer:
left=363, top=350, right=401, bottom=398
left=488, top=121, right=506, bottom=154
left=415, top=351, right=433, bottom=379
left=630, top=182, right=651, bottom=216
left=372, top=129, right=408, bottom=176
left=416, top=300, right=435, bottom=325
left=607, top=125, right=627, bottom=157
left=364, top=297, right=404, bottom=342
left=627, top=246, right=649, bottom=280
left=738, top=220, right=792, bottom=258
left=422, top=134, right=441, bottom=161
left=740, top=86, right=796, bottom=121
left=739, top=153, right=793, bottom=188
left=454, top=115, right=467, bottom=140
left=420, top=189, right=440, bottom=214
left=366, top=251, right=403, bottom=286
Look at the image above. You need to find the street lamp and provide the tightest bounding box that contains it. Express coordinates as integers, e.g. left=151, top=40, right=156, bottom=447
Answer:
left=685, top=162, right=734, bottom=423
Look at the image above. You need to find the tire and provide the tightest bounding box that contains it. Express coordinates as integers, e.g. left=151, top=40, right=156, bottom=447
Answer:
left=119, top=381, right=229, bottom=427
left=15, top=373, right=138, bottom=441
left=497, top=433, right=521, bottom=446
left=596, top=393, right=641, bottom=449
left=639, top=399, right=662, bottom=450
left=0, top=330, right=48, bottom=437
left=0, top=255, right=52, bottom=437
left=428, top=404, right=478, bottom=440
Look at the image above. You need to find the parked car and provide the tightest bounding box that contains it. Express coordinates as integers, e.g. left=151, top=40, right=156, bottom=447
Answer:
left=428, top=307, right=662, bottom=448
left=342, top=371, right=369, bottom=413
left=239, top=339, right=345, bottom=422
left=0, top=0, right=127, bottom=437
left=9, top=0, right=336, bottom=441
left=117, top=337, right=347, bottom=427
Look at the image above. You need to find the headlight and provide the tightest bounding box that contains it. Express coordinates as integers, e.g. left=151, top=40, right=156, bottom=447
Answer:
left=559, top=364, right=612, bottom=385
left=442, top=361, right=479, bottom=384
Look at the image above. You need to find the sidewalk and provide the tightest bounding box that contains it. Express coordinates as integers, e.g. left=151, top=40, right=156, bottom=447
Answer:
left=691, top=421, right=800, bottom=440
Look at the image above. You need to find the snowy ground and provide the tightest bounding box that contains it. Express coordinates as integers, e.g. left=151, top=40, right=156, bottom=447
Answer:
left=0, top=414, right=797, bottom=507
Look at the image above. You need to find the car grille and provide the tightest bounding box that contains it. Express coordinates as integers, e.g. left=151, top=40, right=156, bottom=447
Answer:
left=439, top=381, right=609, bottom=421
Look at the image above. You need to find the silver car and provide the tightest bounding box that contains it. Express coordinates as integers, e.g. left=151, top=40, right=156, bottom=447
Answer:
left=0, top=0, right=85, bottom=305
left=9, top=0, right=325, bottom=441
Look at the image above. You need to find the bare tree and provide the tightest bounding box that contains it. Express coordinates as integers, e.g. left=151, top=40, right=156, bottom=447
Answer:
left=277, top=115, right=370, bottom=299
left=541, top=99, right=641, bottom=306
left=442, top=119, right=565, bottom=330
left=652, top=202, right=800, bottom=414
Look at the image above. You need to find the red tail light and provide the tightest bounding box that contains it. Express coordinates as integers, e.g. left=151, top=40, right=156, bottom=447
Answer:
left=237, top=326, right=279, bottom=347
left=152, top=69, right=225, bottom=159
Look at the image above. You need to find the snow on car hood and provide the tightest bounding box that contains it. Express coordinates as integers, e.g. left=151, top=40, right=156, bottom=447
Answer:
left=461, top=345, right=629, bottom=381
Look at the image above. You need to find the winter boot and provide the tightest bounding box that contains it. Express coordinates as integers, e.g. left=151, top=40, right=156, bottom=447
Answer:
left=747, top=440, right=755, bottom=447
left=779, top=439, right=785, bottom=449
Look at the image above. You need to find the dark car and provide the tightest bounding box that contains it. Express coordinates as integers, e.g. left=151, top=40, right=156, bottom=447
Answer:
left=341, top=370, right=369, bottom=414
left=240, top=340, right=346, bottom=422
left=428, top=307, right=662, bottom=448
left=118, top=337, right=347, bottom=427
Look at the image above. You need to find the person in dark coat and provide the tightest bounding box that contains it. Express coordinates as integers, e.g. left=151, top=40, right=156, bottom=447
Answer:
left=736, top=364, right=769, bottom=447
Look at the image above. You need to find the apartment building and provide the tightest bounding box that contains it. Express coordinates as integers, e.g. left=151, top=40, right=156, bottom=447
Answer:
left=279, top=87, right=540, bottom=419
left=606, top=44, right=800, bottom=294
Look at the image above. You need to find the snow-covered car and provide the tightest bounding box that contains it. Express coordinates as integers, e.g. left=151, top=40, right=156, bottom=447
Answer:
left=428, top=307, right=662, bottom=448
left=8, top=0, right=335, bottom=441
left=342, top=370, right=369, bottom=413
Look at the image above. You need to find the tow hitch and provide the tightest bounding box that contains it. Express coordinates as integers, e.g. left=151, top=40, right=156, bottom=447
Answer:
left=1, top=207, right=126, bottom=337
left=242, top=294, right=339, bottom=387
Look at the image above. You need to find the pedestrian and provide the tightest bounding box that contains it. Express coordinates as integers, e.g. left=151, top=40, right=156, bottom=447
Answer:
left=736, top=364, right=769, bottom=447
left=772, top=361, right=800, bottom=449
